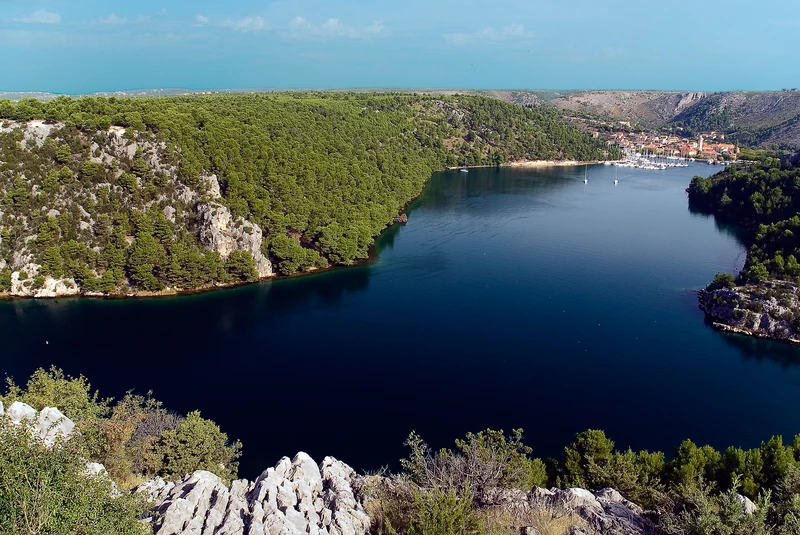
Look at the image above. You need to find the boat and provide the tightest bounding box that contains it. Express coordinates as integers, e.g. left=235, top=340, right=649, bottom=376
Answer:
left=583, top=165, right=588, bottom=184
left=460, top=168, right=468, bottom=173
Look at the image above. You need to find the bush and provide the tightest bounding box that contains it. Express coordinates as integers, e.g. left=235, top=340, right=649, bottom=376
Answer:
left=2, top=368, right=240, bottom=488
left=150, top=410, right=241, bottom=483
left=0, top=418, right=146, bottom=535
left=658, top=476, right=771, bottom=535
left=563, top=429, right=615, bottom=488
left=405, top=485, right=483, bottom=535
left=402, top=429, right=546, bottom=507
left=1, top=366, right=110, bottom=425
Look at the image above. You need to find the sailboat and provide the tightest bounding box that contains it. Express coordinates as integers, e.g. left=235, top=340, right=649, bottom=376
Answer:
left=583, top=165, right=588, bottom=184
left=614, top=166, right=619, bottom=185
left=460, top=154, right=469, bottom=173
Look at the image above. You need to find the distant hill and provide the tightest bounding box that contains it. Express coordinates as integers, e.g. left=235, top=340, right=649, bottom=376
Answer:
left=3, top=88, right=798, bottom=148
left=539, top=90, right=800, bottom=149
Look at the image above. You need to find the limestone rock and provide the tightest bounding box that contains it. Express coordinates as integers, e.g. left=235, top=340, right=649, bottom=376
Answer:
left=699, top=281, right=800, bottom=344
left=197, top=202, right=272, bottom=278
left=3, top=402, right=75, bottom=445
left=140, top=453, right=369, bottom=535
left=528, top=486, right=657, bottom=535
left=737, top=493, right=757, bottom=515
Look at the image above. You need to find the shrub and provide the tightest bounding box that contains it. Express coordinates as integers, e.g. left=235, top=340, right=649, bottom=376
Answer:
left=563, top=429, right=615, bottom=488
left=0, top=418, right=146, bottom=535
left=150, top=410, right=241, bottom=483
left=402, top=429, right=546, bottom=507
left=1, top=366, right=110, bottom=425
left=406, top=485, right=483, bottom=535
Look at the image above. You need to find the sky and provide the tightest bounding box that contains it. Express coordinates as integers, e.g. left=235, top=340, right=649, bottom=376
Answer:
left=1, top=0, right=799, bottom=94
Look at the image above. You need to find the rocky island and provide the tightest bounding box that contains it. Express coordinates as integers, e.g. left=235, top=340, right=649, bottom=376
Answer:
left=0, top=93, right=617, bottom=299
left=689, top=150, right=800, bottom=344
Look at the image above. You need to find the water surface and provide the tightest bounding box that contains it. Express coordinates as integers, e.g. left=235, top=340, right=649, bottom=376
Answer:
left=3, top=163, right=800, bottom=477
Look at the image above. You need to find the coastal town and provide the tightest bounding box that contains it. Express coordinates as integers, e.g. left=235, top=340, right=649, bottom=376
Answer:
left=594, top=127, right=740, bottom=163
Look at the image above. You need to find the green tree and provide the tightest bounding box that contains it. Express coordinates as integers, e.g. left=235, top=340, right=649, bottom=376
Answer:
left=151, top=411, right=241, bottom=483
left=563, top=429, right=615, bottom=488
left=224, top=250, right=258, bottom=282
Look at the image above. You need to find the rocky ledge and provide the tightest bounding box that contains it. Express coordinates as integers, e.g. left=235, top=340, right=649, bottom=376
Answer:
left=699, top=280, right=800, bottom=344
left=136, top=459, right=665, bottom=535
left=137, top=453, right=370, bottom=535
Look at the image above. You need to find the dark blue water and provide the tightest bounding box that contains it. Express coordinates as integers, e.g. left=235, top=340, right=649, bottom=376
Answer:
left=3, top=163, right=800, bottom=478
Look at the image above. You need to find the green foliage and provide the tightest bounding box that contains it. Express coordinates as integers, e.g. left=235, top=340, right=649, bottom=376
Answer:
left=2, top=368, right=240, bottom=488
left=0, top=93, right=615, bottom=293
left=406, top=485, right=484, bottom=535
left=0, top=418, right=146, bottom=535
left=711, top=272, right=737, bottom=289
left=688, top=153, right=800, bottom=282
left=669, top=439, right=723, bottom=488
left=224, top=249, right=258, bottom=282
left=1, top=366, right=110, bottom=425
left=151, top=411, right=241, bottom=483
left=270, top=234, right=326, bottom=274
left=402, top=429, right=546, bottom=507
left=563, top=429, right=615, bottom=488
left=0, top=267, right=10, bottom=292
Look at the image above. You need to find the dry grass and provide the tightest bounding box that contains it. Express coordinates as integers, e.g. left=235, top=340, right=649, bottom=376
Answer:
left=361, top=475, right=586, bottom=535
left=479, top=504, right=586, bottom=535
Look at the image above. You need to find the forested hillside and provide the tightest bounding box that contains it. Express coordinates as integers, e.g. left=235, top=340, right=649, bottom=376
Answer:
left=0, top=93, right=616, bottom=297
left=688, top=152, right=800, bottom=281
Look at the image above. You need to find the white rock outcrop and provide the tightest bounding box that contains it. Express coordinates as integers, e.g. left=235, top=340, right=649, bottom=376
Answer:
left=139, top=452, right=369, bottom=535
left=197, top=202, right=272, bottom=278
left=1, top=401, right=75, bottom=446
left=526, top=486, right=657, bottom=535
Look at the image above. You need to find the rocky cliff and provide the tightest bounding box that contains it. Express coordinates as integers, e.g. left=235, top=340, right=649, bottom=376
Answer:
left=699, top=280, right=800, bottom=343
left=0, top=120, right=272, bottom=298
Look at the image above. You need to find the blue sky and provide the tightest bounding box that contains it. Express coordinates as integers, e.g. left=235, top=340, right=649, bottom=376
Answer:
left=1, top=0, right=798, bottom=93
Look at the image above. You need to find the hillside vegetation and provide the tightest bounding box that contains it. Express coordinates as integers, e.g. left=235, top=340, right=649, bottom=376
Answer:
left=688, top=152, right=800, bottom=281
left=0, top=93, right=616, bottom=297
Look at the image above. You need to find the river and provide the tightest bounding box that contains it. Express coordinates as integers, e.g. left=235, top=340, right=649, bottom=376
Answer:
left=3, top=162, right=800, bottom=478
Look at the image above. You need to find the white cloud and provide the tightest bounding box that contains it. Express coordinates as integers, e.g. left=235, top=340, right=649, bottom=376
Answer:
left=100, top=13, right=126, bottom=24
left=222, top=15, right=266, bottom=32
left=195, top=15, right=209, bottom=27
left=444, top=23, right=533, bottom=46
left=603, top=47, right=623, bottom=58
left=287, top=16, right=385, bottom=39
left=15, top=9, right=61, bottom=24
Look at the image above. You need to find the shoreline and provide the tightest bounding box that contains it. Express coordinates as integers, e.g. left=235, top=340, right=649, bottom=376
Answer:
left=0, top=158, right=610, bottom=302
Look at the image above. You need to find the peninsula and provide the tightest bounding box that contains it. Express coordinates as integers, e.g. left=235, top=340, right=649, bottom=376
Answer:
left=0, top=93, right=617, bottom=298
left=688, top=150, right=800, bottom=343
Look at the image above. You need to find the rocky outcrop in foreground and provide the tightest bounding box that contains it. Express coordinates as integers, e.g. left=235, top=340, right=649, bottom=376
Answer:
left=138, top=453, right=370, bottom=535
left=0, top=400, right=75, bottom=446
left=528, top=487, right=656, bottom=535
left=699, top=280, right=800, bottom=344
left=138, top=459, right=664, bottom=535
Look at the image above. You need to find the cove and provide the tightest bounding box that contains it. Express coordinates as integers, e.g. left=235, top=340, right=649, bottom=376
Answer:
left=3, top=162, right=800, bottom=479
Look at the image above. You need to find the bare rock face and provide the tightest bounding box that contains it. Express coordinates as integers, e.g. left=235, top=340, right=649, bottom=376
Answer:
left=197, top=202, right=272, bottom=278
left=139, top=453, right=369, bottom=535
left=9, top=264, right=80, bottom=298
left=699, top=281, right=800, bottom=344
left=528, top=487, right=657, bottom=535
left=1, top=400, right=75, bottom=446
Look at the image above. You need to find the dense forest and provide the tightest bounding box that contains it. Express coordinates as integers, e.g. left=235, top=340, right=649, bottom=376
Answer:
left=5, top=367, right=800, bottom=535
left=0, top=93, right=618, bottom=296
left=688, top=152, right=800, bottom=282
